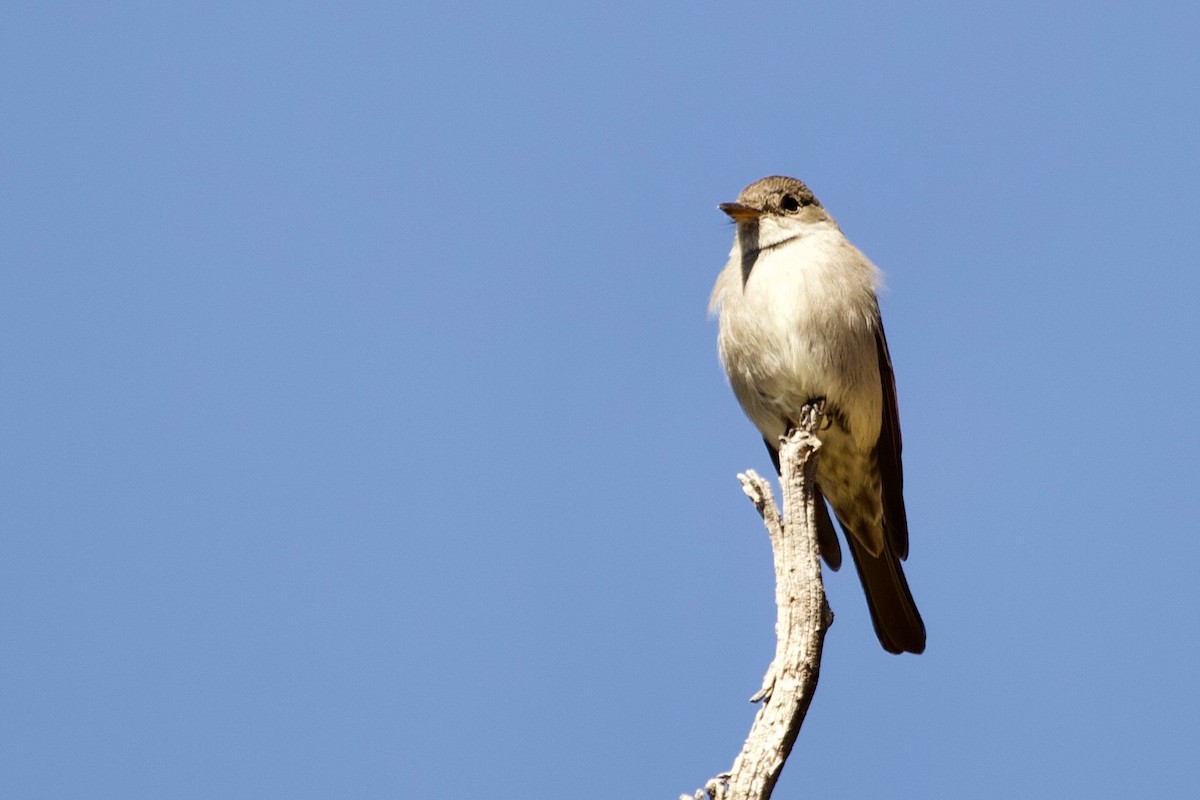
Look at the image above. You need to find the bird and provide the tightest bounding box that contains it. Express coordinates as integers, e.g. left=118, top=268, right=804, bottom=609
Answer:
left=709, top=175, right=925, bottom=654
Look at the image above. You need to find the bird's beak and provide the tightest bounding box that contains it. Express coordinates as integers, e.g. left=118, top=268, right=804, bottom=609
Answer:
left=719, top=202, right=761, bottom=222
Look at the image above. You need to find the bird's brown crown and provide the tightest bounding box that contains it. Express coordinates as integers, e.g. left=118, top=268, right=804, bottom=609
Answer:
left=734, top=176, right=822, bottom=215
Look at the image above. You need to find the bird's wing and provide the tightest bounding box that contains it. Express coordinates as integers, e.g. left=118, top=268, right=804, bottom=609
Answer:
left=874, top=314, right=910, bottom=560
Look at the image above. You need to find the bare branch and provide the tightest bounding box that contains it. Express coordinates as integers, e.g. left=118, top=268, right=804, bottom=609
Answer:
left=685, top=402, right=833, bottom=800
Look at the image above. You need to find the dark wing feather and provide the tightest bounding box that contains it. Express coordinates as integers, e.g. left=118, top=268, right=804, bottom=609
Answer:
left=873, top=315, right=910, bottom=560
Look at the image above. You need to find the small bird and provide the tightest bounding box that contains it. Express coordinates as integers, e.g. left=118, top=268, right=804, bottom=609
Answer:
left=709, top=175, right=925, bottom=654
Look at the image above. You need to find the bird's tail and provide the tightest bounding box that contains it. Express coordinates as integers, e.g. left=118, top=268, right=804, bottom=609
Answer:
left=843, top=534, right=926, bottom=654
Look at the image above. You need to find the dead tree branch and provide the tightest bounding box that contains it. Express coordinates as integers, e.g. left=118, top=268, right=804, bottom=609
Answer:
left=683, top=402, right=834, bottom=800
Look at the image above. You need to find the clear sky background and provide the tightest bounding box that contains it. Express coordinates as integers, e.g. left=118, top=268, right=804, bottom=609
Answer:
left=3, top=2, right=1198, bottom=798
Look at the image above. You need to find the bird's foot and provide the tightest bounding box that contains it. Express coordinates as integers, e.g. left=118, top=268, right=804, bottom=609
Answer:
left=805, top=397, right=831, bottom=431
left=785, top=397, right=829, bottom=435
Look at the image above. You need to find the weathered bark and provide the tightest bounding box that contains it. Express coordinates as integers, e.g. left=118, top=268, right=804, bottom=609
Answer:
left=684, top=402, right=833, bottom=800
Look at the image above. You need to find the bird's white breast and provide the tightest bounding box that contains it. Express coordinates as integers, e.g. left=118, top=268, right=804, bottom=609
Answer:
left=711, top=223, right=883, bottom=450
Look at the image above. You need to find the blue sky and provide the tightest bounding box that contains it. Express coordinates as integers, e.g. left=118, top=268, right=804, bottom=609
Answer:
left=3, top=2, right=1198, bottom=797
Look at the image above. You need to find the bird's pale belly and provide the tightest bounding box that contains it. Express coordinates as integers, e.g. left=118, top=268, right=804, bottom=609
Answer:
left=721, top=318, right=881, bottom=452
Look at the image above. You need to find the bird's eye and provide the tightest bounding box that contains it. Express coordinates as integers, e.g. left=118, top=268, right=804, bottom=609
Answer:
left=780, top=195, right=800, bottom=212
